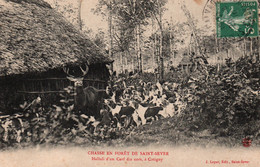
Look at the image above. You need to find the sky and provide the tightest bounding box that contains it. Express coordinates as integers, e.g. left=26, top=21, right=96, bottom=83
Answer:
left=81, top=0, right=107, bottom=32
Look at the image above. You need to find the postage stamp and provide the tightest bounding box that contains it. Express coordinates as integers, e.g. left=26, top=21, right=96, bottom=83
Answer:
left=216, top=1, right=259, bottom=37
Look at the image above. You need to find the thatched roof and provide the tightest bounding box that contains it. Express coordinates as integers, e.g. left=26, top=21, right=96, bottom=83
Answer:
left=0, top=0, right=112, bottom=77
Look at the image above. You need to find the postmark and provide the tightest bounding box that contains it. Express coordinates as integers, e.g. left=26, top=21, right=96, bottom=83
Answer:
left=242, top=137, right=252, bottom=147
left=216, top=1, right=259, bottom=37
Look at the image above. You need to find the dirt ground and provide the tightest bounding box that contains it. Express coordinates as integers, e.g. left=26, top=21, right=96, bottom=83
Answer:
left=97, top=116, right=260, bottom=148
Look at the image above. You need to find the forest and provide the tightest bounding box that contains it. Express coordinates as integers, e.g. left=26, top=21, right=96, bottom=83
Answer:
left=0, top=0, right=259, bottom=149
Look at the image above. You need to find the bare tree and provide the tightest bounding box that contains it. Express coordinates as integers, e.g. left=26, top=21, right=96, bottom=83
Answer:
left=78, top=0, right=83, bottom=30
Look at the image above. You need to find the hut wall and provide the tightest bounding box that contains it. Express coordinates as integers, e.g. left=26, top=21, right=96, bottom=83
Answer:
left=0, top=63, right=110, bottom=113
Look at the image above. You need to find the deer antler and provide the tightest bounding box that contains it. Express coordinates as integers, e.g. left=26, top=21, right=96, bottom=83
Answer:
left=79, top=62, right=89, bottom=76
left=63, top=66, right=74, bottom=77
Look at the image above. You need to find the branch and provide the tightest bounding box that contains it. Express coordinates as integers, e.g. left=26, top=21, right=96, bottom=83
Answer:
left=113, top=32, right=121, bottom=44
left=202, top=0, right=210, bottom=17
left=151, top=12, right=162, bottom=31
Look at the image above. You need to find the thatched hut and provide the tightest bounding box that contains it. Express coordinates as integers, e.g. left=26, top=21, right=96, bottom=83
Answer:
left=177, top=53, right=193, bottom=73
left=0, top=0, right=112, bottom=112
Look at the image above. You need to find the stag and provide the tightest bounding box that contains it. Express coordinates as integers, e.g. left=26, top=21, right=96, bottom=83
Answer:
left=63, top=63, right=109, bottom=119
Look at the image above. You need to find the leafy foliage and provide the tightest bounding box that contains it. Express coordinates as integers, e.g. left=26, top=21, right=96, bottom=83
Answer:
left=0, top=85, right=137, bottom=149
left=0, top=55, right=259, bottom=148
left=0, top=86, right=92, bottom=149
left=179, top=56, right=260, bottom=138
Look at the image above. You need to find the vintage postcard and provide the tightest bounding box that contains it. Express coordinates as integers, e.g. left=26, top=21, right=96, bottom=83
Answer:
left=0, top=0, right=259, bottom=166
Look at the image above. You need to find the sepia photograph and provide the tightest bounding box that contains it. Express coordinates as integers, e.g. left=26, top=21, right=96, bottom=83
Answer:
left=0, top=0, right=259, bottom=166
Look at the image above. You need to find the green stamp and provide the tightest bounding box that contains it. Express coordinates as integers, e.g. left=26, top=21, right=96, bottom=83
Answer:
left=216, top=1, right=259, bottom=37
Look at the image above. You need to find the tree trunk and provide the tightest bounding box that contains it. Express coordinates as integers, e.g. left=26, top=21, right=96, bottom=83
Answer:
left=244, top=38, right=246, bottom=57
left=169, top=21, right=172, bottom=60
left=136, top=25, right=142, bottom=73
left=120, top=52, right=124, bottom=73
left=141, top=51, right=144, bottom=72
left=132, top=56, right=134, bottom=72
left=158, top=1, right=164, bottom=81
left=215, top=34, right=218, bottom=53
left=108, top=0, right=113, bottom=71
left=125, top=52, right=128, bottom=73
left=135, top=27, right=139, bottom=72
left=250, top=37, right=253, bottom=56
left=181, top=4, right=203, bottom=56
left=154, top=27, right=157, bottom=72
left=256, top=36, right=260, bottom=61
left=78, top=0, right=83, bottom=30
left=159, top=30, right=164, bottom=80
left=152, top=18, right=155, bottom=71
